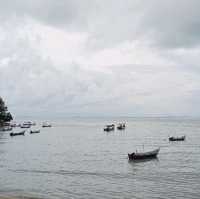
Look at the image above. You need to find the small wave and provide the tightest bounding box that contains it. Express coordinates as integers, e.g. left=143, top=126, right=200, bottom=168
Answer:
left=10, top=169, right=133, bottom=180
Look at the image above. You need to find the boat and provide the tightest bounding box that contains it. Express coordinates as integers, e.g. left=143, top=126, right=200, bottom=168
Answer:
left=30, top=130, right=40, bottom=134
left=117, top=123, right=125, bottom=130
left=42, top=122, right=52, bottom=127
left=128, top=148, right=160, bottom=160
left=169, top=136, right=185, bottom=141
left=10, top=123, right=17, bottom=128
left=22, top=121, right=36, bottom=126
left=10, top=131, right=25, bottom=137
left=21, top=124, right=31, bottom=128
left=10, top=123, right=21, bottom=128
left=23, top=121, right=32, bottom=125
left=103, top=124, right=115, bottom=131
left=2, top=126, right=13, bottom=131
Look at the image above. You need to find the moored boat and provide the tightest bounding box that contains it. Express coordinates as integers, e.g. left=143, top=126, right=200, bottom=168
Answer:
left=10, top=123, right=21, bottom=127
left=117, top=123, right=126, bottom=130
left=10, top=131, right=25, bottom=137
left=103, top=124, right=115, bottom=131
left=169, top=136, right=185, bottom=141
left=21, top=121, right=36, bottom=128
left=21, top=124, right=31, bottom=128
left=30, top=130, right=40, bottom=134
left=2, top=126, right=13, bottom=131
left=42, top=122, right=52, bottom=127
left=128, top=148, right=160, bottom=160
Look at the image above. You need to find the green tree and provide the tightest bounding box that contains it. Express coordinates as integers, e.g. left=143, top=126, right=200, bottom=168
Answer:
left=0, top=97, right=13, bottom=126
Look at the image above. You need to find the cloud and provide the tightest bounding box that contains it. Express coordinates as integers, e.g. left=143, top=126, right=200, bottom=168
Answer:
left=1, top=0, right=200, bottom=49
left=0, top=0, right=90, bottom=30
left=138, top=0, right=200, bottom=49
left=1, top=1, right=200, bottom=117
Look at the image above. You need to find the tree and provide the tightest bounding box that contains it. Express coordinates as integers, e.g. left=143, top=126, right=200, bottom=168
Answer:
left=0, top=97, right=13, bottom=126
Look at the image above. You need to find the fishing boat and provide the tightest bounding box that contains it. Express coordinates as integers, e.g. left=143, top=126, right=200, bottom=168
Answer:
left=42, top=122, right=52, bottom=127
left=22, top=121, right=36, bottom=127
left=10, top=123, right=21, bottom=127
left=117, top=123, right=125, bottom=130
left=103, top=124, right=115, bottom=131
left=23, top=121, right=31, bottom=125
left=10, top=123, right=17, bottom=128
left=30, top=130, right=40, bottom=134
left=128, top=148, right=160, bottom=160
left=2, top=126, right=13, bottom=131
left=10, top=131, right=25, bottom=137
left=169, top=136, right=185, bottom=141
left=21, top=125, right=31, bottom=128
left=21, top=123, right=31, bottom=128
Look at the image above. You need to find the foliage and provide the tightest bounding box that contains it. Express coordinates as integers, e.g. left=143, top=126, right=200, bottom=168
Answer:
left=0, top=97, right=13, bottom=125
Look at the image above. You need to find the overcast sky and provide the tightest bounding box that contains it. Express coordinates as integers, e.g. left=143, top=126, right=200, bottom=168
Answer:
left=1, top=0, right=200, bottom=118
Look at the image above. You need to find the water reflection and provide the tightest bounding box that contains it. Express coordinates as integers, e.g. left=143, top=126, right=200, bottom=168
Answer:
left=128, top=157, right=159, bottom=164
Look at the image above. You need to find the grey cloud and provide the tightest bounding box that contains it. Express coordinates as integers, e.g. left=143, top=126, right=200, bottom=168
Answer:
left=1, top=29, right=188, bottom=117
left=0, top=0, right=90, bottom=29
left=0, top=28, right=132, bottom=116
left=139, top=0, right=200, bottom=49
left=1, top=0, right=200, bottom=49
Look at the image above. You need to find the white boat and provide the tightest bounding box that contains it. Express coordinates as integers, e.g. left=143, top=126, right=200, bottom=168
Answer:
left=21, top=124, right=31, bottom=128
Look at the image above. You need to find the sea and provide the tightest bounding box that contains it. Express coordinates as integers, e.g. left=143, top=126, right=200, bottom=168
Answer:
left=0, top=117, right=200, bottom=199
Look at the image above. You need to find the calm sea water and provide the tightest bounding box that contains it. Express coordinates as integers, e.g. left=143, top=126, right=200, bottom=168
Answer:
left=0, top=117, right=200, bottom=199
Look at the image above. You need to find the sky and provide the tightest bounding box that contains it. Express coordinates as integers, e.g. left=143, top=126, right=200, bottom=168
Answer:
left=1, top=0, right=200, bottom=118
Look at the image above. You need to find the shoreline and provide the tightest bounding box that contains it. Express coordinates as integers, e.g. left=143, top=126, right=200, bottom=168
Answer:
left=0, top=196, right=42, bottom=199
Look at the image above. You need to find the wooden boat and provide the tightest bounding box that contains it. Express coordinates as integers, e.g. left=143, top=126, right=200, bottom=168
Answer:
left=117, top=123, right=125, bottom=130
left=30, top=130, right=40, bottom=134
left=128, top=148, right=160, bottom=160
left=103, top=124, right=115, bottom=131
left=169, top=136, right=185, bottom=141
left=10, top=131, right=25, bottom=137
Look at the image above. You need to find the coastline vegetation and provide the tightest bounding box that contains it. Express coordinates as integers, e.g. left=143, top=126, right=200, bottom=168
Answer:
left=0, top=97, right=13, bottom=126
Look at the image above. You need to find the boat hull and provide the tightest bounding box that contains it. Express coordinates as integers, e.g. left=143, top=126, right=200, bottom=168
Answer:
left=30, top=130, right=40, bottom=134
left=104, top=124, right=115, bottom=131
left=21, top=125, right=31, bottom=128
left=117, top=126, right=125, bottom=130
left=104, top=127, right=114, bottom=131
left=169, top=136, right=185, bottom=141
left=2, top=127, right=13, bottom=131
left=128, top=148, right=160, bottom=160
left=117, top=123, right=125, bottom=130
left=10, top=131, right=25, bottom=136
